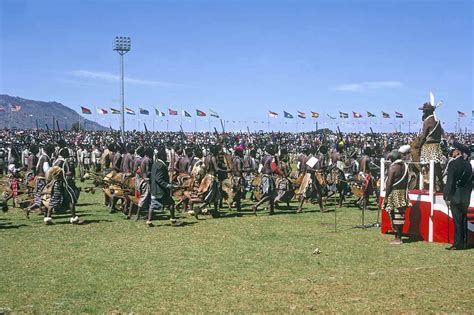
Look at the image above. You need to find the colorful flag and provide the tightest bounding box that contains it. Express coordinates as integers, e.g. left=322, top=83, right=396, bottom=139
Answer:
left=457, top=111, right=466, bottom=118
left=311, top=111, right=319, bottom=118
left=140, top=108, right=149, bottom=115
left=268, top=111, right=278, bottom=118
left=339, top=112, right=348, bottom=118
left=125, top=108, right=135, bottom=115
left=81, top=106, right=92, bottom=114
left=196, top=109, right=206, bottom=117
left=353, top=112, right=362, bottom=118
left=367, top=111, right=376, bottom=118
left=327, top=113, right=336, bottom=120
left=297, top=111, right=306, bottom=119
left=182, top=110, right=191, bottom=117
left=97, top=107, right=108, bottom=115
left=0, top=107, right=5, bottom=112
left=110, top=108, right=121, bottom=114
left=10, top=104, right=21, bottom=112
left=169, top=108, right=178, bottom=116
left=284, top=111, right=294, bottom=119
left=395, top=111, right=403, bottom=118
left=210, top=110, right=219, bottom=118
left=382, top=111, right=390, bottom=118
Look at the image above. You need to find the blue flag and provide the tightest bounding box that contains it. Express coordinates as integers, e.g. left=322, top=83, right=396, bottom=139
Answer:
left=283, top=111, right=293, bottom=119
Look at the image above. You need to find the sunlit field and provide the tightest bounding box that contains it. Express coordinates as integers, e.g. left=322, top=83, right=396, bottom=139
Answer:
left=1, top=179, right=472, bottom=313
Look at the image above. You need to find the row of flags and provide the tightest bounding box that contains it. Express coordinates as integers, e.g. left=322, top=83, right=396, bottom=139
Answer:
left=268, top=110, right=472, bottom=119
left=1, top=104, right=472, bottom=120
left=80, top=106, right=221, bottom=118
left=269, top=111, right=321, bottom=119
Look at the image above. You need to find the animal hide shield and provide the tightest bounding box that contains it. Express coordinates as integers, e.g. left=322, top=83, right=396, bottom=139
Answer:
left=296, top=173, right=312, bottom=195
left=251, top=174, right=263, bottom=201
left=275, top=177, right=294, bottom=203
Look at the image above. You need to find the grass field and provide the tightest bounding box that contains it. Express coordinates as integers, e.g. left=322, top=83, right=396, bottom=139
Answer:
left=1, top=180, right=473, bottom=313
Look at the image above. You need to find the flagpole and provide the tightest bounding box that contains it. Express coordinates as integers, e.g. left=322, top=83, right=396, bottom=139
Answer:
left=8, top=105, right=11, bottom=129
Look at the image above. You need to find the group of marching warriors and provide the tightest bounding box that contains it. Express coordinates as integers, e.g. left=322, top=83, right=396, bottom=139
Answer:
left=0, top=140, right=81, bottom=225
left=1, top=101, right=472, bottom=231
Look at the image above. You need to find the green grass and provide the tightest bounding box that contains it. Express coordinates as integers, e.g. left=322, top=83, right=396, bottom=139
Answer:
left=0, top=181, right=473, bottom=313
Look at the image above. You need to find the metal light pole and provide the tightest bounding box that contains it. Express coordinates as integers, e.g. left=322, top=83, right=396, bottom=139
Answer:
left=113, top=36, right=131, bottom=135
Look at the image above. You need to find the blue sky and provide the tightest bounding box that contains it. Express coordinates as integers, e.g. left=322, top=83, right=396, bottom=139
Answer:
left=0, top=0, right=472, bottom=132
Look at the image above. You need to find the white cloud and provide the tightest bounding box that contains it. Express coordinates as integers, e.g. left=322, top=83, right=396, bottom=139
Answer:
left=68, top=70, right=181, bottom=87
left=334, top=81, right=403, bottom=92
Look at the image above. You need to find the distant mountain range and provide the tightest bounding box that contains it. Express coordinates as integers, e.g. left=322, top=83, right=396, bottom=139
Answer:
left=0, top=95, right=106, bottom=130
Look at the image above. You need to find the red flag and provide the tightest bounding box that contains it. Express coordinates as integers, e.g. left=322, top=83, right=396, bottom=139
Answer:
left=196, top=109, right=206, bottom=117
left=352, top=111, right=362, bottom=118
left=97, top=107, right=108, bottom=115
left=268, top=111, right=278, bottom=118
left=169, top=108, right=178, bottom=116
left=395, top=111, right=403, bottom=118
left=81, top=106, right=92, bottom=114
left=311, top=111, right=319, bottom=118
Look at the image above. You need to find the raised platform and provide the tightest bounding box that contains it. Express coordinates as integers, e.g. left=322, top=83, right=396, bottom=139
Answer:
left=380, top=189, right=474, bottom=245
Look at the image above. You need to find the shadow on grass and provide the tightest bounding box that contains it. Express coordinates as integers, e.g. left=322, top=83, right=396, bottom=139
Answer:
left=76, top=203, right=97, bottom=207
left=55, top=219, right=113, bottom=225
left=385, top=231, right=424, bottom=243
left=0, top=223, right=28, bottom=230
left=162, top=221, right=197, bottom=228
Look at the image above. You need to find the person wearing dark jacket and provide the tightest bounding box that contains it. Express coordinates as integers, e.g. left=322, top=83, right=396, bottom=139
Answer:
left=149, top=146, right=176, bottom=226
left=443, top=142, right=472, bottom=250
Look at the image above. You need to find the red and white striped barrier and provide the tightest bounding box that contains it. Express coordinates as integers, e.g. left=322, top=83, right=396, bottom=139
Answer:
left=380, top=159, right=474, bottom=245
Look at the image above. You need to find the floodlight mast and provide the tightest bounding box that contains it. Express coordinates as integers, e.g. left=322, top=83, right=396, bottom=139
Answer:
left=113, top=36, right=131, bottom=135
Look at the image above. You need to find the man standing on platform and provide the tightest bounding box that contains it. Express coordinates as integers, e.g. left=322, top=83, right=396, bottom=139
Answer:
left=443, top=142, right=472, bottom=250
left=418, top=102, right=445, bottom=191
left=383, top=148, right=412, bottom=245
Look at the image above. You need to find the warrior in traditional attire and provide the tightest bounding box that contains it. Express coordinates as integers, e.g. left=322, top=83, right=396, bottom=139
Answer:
left=357, top=146, right=375, bottom=208
left=149, top=146, right=176, bottom=226
left=135, top=147, right=152, bottom=226
left=242, top=149, right=257, bottom=200
left=28, top=143, right=54, bottom=213
left=297, top=145, right=328, bottom=213
left=173, top=147, right=191, bottom=186
left=230, top=146, right=245, bottom=211
left=121, top=144, right=134, bottom=175
left=418, top=102, right=445, bottom=191
left=274, top=148, right=294, bottom=209
left=383, top=148, right=411, bottom=244
left=252, top=144, right=278, bottom=215
left=44, top=146, right=82, bottom=225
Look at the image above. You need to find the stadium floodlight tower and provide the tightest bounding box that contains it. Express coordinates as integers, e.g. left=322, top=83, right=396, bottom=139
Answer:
left=113, top=36, right=131, bottom=135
